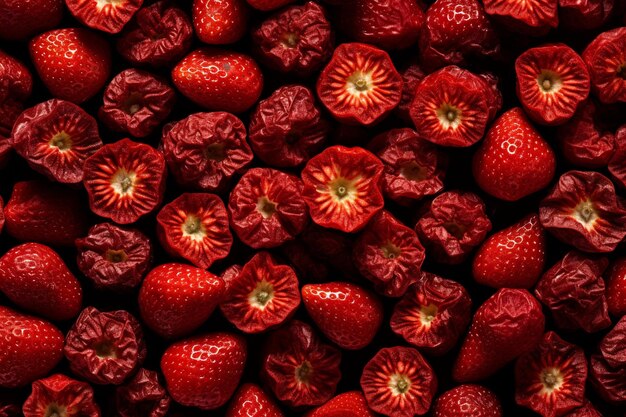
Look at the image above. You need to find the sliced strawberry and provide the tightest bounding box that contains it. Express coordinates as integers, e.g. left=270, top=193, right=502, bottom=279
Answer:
left=226, top=383, right=284, bottom=417
left=66, top=0, right=143, bottom=34
left=472, top=214, right=546, bottom=288
left=156, top=193, right=232, bottom=269
left=193, top=0, right=248, bottom=44
left=433, top=385, right=502, bottom=417
left=22, top=374, right=99, bottom=417
left=306, top=391, right=375, bottom=417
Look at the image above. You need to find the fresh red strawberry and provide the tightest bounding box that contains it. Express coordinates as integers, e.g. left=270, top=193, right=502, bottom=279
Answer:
left=139, top=263, right=225, bottom=339
left=66, top=0, right=143, bottom=34
left=608, top=258, right=626, bottom=317
left=306, top=391, right=375, bottom=417
left=29, top=28, right=111, bottom=104
left=193, top=0, right=248, bottom=44
left=0, top=0, right=63, bottom=40
left=160, top=332, right=246, bottom=410
left=22, top=374, right=100, bottom=417
left=0, top=243, right=82, bottom=321
left=0, top=306, right=64, bottom=388
left=473, top=107, right=556, bottom=201
left=433, top=384, right=502, bottom=417
left=453, top=288, right=545, bottom=382
left=246, top=0, right=294, bottom=11
left=472, top=214, right=546, bottom=288
left=172, top=48, right=263, bottom=113
left=302, top=282, right=383, bottom=350
left=226, top=383, right=284, bottom=417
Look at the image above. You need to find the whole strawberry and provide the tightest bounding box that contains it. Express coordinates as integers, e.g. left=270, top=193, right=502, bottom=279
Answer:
left=306, top=391, right=375, bottom=417
left=226, top=383, right=284, bottom=417
left=433, top=385, right=502, bottom=417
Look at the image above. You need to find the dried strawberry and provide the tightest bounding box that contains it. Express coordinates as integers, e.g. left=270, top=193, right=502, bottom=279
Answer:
left=339, top=0, right=424, bottom=50
left=391, top=272, right=472, bottom=355
left=607, top=258, right=626, bottom=316
left=0, top=0, right=63, bottom=40
left=66, top=0, right=143, bottom=33
left=193, top=0, right=248, bottom=45
left=83, top=138, right=167, bottom=224
left=117, top=2, right=193, bottom=67
left=281, top=241, right=329, bottom=283
left=539, top=170, right=626, bottom=253
left=29, top=28, right=111, bottom=104
left=219, top=264, right=242, bottom=299
left=557, top=100, right=616, bottom=168
left=22, top=374, right=99, bottom=417
left=220, top=252, right=300, bottom=333
left=515, top=331, right=587, bottom=417
left=590, top=316, right=626, bottom=404
left=64, top=307, right=146, bottom=385
left=4, top=180, right=89, bottom=247
left=156, top=193, right=232, bottom=269
left=360, top=346, right=437, bottom=417
left=433, top=384, right=502, bottom=417
left=99, top=69, right=175, bottom=138
left=368, top=128, right=447, bottom=205
left=535, top=251, right=611, bottom=333
left=115, top=368, right=170, bottom=417
left=472, top=214, right=546, bottom=289
left=301, top=145, right=384, bottom=233
left=562, top=400, right=603, bottom=417
left=482, top=0, right=558, bottom=34
left=139, top=263, right=225, bottom=339
left=11, top=99, right=102, bottom=183
left=0, top=51, right=32, bottom=142
left=473, top=107, right=556, bottom=201
left=300, top=224, right=359, bottom=278
left=228, top=168, right=308, bottom=249
left=415, top=191, right=492, bottom=264
left=252, top=2, right=333, bottom=77
left=261, top=320, right=342, bottom=407
left=161, top=111, right=252, bottom=191
left=76, top=222, right=152, bottom=292
left=306, top=391, right=374, bottom=417
left=582, top=27, right=626, bottom=104
left=316, top=43, right=402, bottom=126
left=353, top=210, right=425, bottom=297
left=249, top=85, right=329, bottom=168
left=419, top=0, right=500, bottom=70
left=172, top=48, right=263, bottom=113
left=396, top=64, right=426, bottom=121
left=409, top=66, right=501, bottom=147
left=559, top=0, right=614, bottom=30
left=226, top=383, right=284, bottom=417
left=609, top=126, right=626, bottom=188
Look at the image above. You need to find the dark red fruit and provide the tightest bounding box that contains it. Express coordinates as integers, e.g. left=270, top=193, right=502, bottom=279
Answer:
left=156, top=193, right=232, bottom=269
left=482, top=0, right=558, bottom=34
left=247, top=0, right=294, bottom=11
left=0, top=197, right=4, bottom=234
left=220, top=252, right=300, bottom=333
left=609, top=126, right=626, bottom=188
left=115, top=368, right=170, bottom=417
left=11, top=99, right=102, bottom=183
left=0, top=51, right=32, bottom=147
left=316, top=43, right=402, bottom=126
left=433, top=385, right=503, bottom=417
left=562, top=400, right=603, bottom=417
left=66, top=0, right=143, bottom=33
left=582, top=27, right=626, bottom=104
left=193, top=0, right=248, bottom=45
left=607, top=257, right=626, bottom=317
left=559, top=0, right=614, bottom=30
left=226, top=383, right=284, bottom=417
left=396, top=64, right=426, bottom=121
left=415, top=191, right=492, bottom=264
left=261, top=320, right=342, bottom=407
left=590, top=316, right=626, bottom=404
left=391, top=272, right=472, bottom=355
left=0, top=0, right=63, bottom=40
left=83, top=138, right=167, bottom=224
left=22, top=374, right=99, bottom=417
left=360, top=346, right=437, bottom=417
left=161, top=111, right=252, bottom=191
left=306, top=391, right=375, bottom=417
left=64, top=307, right=146, bottom=385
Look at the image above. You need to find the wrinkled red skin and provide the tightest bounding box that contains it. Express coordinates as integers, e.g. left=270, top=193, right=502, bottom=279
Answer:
left=353, top=210, right=425, bottom=297
left=76, top=222, right=153, bottom=292
left=252, top=2, right=333, bottom=77
left=161, top=112, right=252, bottom=192
left=391, top=272, right=472, bottom=355
left=582, top=28, right=626, bottom=104
left=608, top=126, right=626, bottom=188
left=608, top=258, right=626, bottom=317
left=368, top=128, right=447, bottom=205
left=515, top=331, right=587, bottom=417
left=433, top=385, right=502, bottom=417
left=539, top=170, right=626, bottom=253
left=415, top=191, right=492, bottom=264
left=220, top=252, right=301, bottom=333
left=535, top=251, right=611, bottom=333
left=220, top=264, right=242, bottom=297
left=249, top=85, right=329, bottom=167
left=22, top=374, right=100, bottom=417
left=410, top=66, right=501, bottom=147
left=261, top=320, right=342, bottom=408
left=115, top=368, right=170, bottom=417
left=226, top=383, right=285, bottom=417
left=590, top=316, right=626, bottom=404
left=558, top=101, right=616, bottom=168
left=301, top=224, right=358, bottom=277
left=482, top=0, right=558, bottom=35
left=12, top=99, right=102, bottom=183
left=515, top=44, right=590, bottom=126
left=317, top=43, right=402, bottom=126
left=339, top=0, right=424, bottom=50
left=419, top=0, right=500, bottom=71
left=360, top=346, right=437, bottom=417
left=99, top=69, right=175, bottom=138
left=0, top=50, right=32, bottom=101
left=301, top=145, right=384, bottom=233
left=156, top=193, right=232, bottom=269
left=117, top=2, right=193, bottom=67
left=66, top=0, right=143, bottom=34
left=396, top=64, right=426, bottom=121
left=83, top=138, right=167, bottom=225
left=64, top=307, right=147, bottom=385
left=247, top=0, right=295, bottom=11
left=4, top=180, right=89, bottom=247
left=0, top=0, right=63, bottom=40
left=229, top=168, right=308, bottom=249
left=559, top=0, right=614, bottom=30
left=281, top=240, right=330, bottom=283
left=562, top=400, right=603, bottom=417
left=193, top=0, right=248, bottom=45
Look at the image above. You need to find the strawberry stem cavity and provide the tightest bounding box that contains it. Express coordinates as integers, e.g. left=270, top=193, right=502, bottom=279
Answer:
left=49, top=132, right=72, bottom=151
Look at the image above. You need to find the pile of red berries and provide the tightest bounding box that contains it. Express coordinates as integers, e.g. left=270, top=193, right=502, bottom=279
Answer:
left=1, top=0, right=626, bottom=416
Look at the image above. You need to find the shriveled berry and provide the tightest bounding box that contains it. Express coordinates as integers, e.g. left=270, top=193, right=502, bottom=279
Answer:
left=396, top=64, right=426, bottom=121
left=590, top=316, right=626, bottom=404
left=562, top=400, right=603, bottom=417
left=482, top=0, right=558, bottom=34
left=115, top=368, right=170, bottom=417
left=22, top=374, right=99, bottom=417
left=582, top=27, right=626, bottom=104
left=0, top=0, right=63, bottom=40
left=609, top=126, right=626, bottom=188
left=559, top=0, right=614, bottom=30
left=66, top=0, right=143, bottom=34
left=193, top=0, right=248, bottom=45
